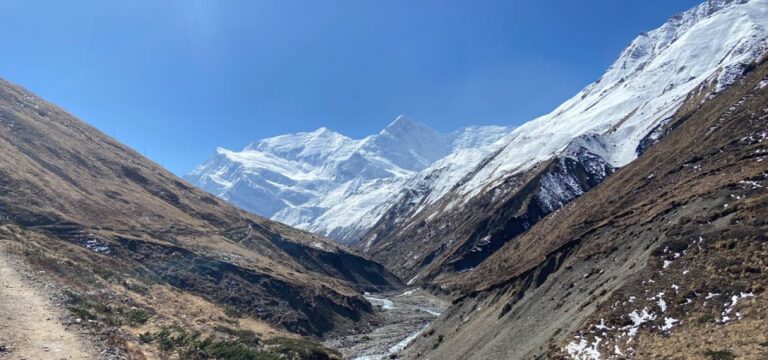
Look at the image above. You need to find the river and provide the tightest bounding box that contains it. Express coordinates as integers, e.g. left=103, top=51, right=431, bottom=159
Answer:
left=324, top=288, right=448, bottom=359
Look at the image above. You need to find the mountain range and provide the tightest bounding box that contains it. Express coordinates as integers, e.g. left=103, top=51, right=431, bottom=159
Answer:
left=1, top=0, right=767, bottom=359
left=186, top=118, right=511, bottom=244
left=186, top=0, right=768, bottom=358
left=189, top=0, right=768, bottom=284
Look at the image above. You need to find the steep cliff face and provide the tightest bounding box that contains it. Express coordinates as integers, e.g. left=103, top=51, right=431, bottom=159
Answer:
left=0, top=77, right=401, bottom=344
left=402, top=49, right=768, bottom=360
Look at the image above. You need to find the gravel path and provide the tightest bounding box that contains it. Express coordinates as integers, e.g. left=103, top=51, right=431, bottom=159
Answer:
left=0, top=241, right=96, bottom=360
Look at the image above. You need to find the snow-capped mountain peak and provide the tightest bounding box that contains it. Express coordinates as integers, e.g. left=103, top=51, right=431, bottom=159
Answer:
left=186, top=117, right=512, bottom=243
left=189, top=0, right=768, bottom=246
left=444, top=0, right=768, bottom=202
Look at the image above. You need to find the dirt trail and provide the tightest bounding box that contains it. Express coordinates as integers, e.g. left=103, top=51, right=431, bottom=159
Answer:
left=0, top=242, right=94, bottom=360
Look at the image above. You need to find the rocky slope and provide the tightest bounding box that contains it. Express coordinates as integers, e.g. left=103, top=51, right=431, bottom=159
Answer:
left=0, top=77, right=401, bottom=358
left=402, top=40, right=768, bottom=360
left=360, top=0, right=768, bottom=283
left=187, top=117, right=510, bottom=244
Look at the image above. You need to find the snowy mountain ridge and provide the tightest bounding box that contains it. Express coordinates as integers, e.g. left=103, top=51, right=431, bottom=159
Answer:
left=382, top=0, right=768, bottom=219
left=186, top=116, right=512, bottom=243
left=189, top=0, right=768, bottom=246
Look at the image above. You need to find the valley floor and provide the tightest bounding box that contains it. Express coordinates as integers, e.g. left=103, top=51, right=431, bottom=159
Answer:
left=324, top=288, right=447, bottom=359
left=0, top=241, right=97, bottom=360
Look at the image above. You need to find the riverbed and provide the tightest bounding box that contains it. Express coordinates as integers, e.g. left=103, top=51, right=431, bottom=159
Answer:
left=324, top=288, right=448, bottom=359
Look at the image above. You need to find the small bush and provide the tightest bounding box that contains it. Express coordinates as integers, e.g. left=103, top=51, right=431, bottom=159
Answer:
left=264, top=337, right=342, bottom=359
left=150, top=326, right=281, bottom=360
left=138, top=332, right=153, bottom=344
left=67, top=306, right=96, bottom=320
left=125, top=308, right=152, bottom=326
left=697, top=313, right=716, bottom=324
left=224, top=306, right=244, bottom=318
left=64, top=290, right=152, bottom=327
left=704, top=349, right=736, bottom=360
left=122, top=279, right=149, bottom=295
left=214, top=325, right=261, bottom=347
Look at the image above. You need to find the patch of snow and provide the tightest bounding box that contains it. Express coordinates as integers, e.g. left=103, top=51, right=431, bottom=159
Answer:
left=720, top=292, right=754, bottom=323
left=406, top=274, right=420, bottom=286
left=388, top=324, right=429, bottom=354
left=624, top=308, right=657, bottom=337
left=739, top=180, right=763, bottom=189
left=658, top=297, right=667, bottom=313
left=418, top=307, right=441, bottom=316
left=661, top=317, right=679, bottom=331
left=595, top=319, right=611, bottom=331
left=565, top=336, right=602, bottom=360
left=614, top=345, right=624, bottom=356
left=364, top=295, right=395, bottom=310
left=85, top=241, right=110, bottom=253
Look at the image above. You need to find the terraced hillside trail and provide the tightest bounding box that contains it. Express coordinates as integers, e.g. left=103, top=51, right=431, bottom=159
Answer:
left=0, top=242, right=94, bottom=360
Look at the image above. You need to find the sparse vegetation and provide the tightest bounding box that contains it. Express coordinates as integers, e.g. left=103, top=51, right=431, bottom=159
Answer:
left=64, top=290, right=153, bottom=327
left=124, top=307, right=152, bottom=326
left=144, top=325, right=339, bottom=360
left=697, top=313, right=716, bottom=324
left=704, top=349, right=737, bottom=360
left=224, top=305, right=244, bottom=319
left=121, top=279, right=149, bottom=295
left=213, top=325, right=261, bottom=347
left=263, top=336, right=341, bottom=359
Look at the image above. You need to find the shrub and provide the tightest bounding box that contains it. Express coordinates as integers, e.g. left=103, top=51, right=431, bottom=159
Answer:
left=704, top=349, right=736, bottom=360
left=125, top=308, right=152, bottom=326
left=223, top=306, right=244, bottom=319
left=150, top=326, right=280, bottom=360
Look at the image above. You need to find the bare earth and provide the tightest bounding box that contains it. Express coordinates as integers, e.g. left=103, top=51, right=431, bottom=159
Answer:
left=0, top=242, right=94, bottom=360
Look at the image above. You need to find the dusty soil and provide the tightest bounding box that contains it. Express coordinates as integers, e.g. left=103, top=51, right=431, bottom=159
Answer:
left=0, top=241, right=96, bottom=360
left=324, top=288, right=448, bottom=359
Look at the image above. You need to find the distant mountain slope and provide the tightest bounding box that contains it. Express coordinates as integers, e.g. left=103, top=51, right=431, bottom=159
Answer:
left=403, top=32, right=768, bottom=360
left=187, top=116, right=510, bottom=243
left=0, top=77, right=401, bottom=357
left=360, top=0, right=768, bottom=283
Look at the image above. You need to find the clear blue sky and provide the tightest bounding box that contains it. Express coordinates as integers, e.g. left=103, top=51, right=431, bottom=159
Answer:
left=0, top=0, right=701, bottom=175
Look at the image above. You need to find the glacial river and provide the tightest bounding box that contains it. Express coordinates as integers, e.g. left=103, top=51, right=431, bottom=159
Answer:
left=324, top=288, right=448, bottom=359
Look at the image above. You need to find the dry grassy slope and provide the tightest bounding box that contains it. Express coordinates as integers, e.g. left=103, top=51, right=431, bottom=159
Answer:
left=0, top=78, right=400, bottom=340
left=402, top=58, right=768, bottom=359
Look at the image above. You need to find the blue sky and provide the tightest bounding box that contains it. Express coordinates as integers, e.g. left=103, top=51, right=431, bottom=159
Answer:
left=0, top=0, right=701, bottom=175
